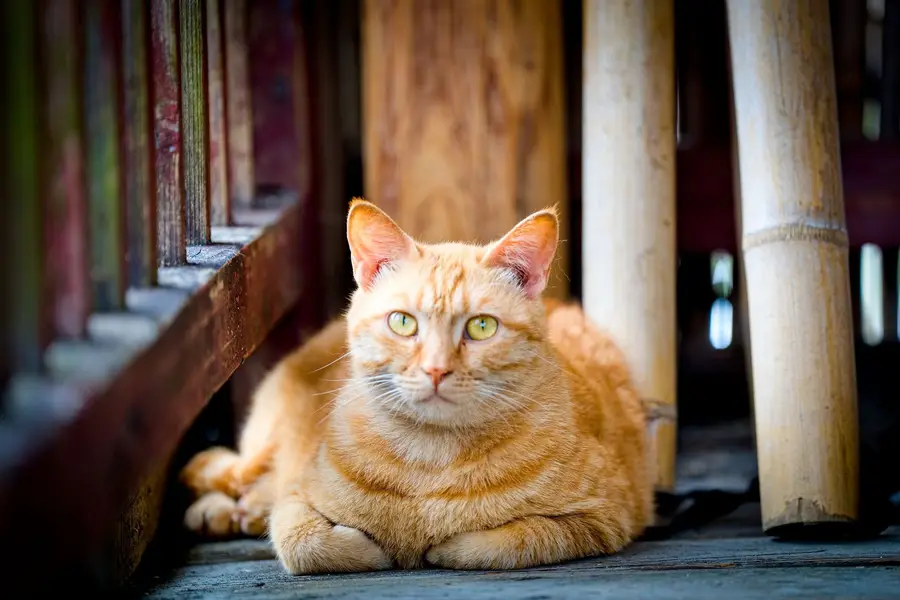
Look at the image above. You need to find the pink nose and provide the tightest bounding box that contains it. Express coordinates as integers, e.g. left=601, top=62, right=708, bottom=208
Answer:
left=423, top=367, right=452, bottom=389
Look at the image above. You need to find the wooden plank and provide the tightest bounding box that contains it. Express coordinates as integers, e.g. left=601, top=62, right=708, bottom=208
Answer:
left=726, top=0, right=859, bottom=535
left=3, top=0, right=43, bottom=372
left=224, top=0, right=255, bottom=208
left=84, top=0, right=126, bottom=311
left=0, top=199, right=306, bottom=594
left=582, top=0, right=677, bottom=493
left=180, top=0, right=211, bottom=244
left=831, top=0, right=867, bottom=140
left=362, top=0, right=569, bottom=298
left=206, top=0, right=230, bottom=225
left=122, top=0, right=157, bottom=287
left=180, top=528, right=900, bottom=569
left=40, top=0, right=91, bottom=340
left=150, top=0, right=186, bottom=266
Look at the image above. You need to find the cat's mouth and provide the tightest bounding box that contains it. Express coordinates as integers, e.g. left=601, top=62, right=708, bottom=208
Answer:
left=419, top=394, right=455, bottom=405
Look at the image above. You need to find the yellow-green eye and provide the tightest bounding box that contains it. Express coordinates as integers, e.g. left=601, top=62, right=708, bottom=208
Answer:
left=388, top=311, right=418, bottom=337
left=466, top=315, right=499, bottom=341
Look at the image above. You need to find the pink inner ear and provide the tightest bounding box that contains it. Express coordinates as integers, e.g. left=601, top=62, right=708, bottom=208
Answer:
left=348, top=205, right=416, bottom=289
left=483, top=214, right=558, bottom=298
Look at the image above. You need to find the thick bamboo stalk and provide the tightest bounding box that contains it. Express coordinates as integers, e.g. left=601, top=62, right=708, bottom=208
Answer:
left=726, top=0, right=859, bottom=535
left=362, top=0, right=568, bottom=298
left=582, top=0, right=677, bottom=492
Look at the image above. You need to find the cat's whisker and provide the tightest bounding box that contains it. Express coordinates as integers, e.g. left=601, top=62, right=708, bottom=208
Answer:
left=308, top=349, right=354, bottom=374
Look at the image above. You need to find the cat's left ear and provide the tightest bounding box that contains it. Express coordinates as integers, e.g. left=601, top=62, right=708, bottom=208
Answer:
left=482, top=207, right=559, bottom=299
left=347, top=198, right=419, bottom=289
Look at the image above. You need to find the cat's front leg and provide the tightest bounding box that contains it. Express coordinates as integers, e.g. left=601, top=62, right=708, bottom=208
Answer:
left=269, top=496, right=393, bottom=574
left=425, top=512, right=632, bottom=570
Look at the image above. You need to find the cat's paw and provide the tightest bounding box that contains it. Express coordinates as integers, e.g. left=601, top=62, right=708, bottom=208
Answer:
left=271, top=500, right=393, bottom=574
left=184, top=491, right=239, bottom=538
left=234, top=481, right=272, bottom=536
left=180, top=447, right=242, bottom=497
left=426, top=530, right=511, bottom=570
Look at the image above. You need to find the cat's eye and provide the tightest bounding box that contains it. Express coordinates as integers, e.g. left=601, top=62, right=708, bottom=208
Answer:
left=465, top=315, right=499, bottom=341
left=387, top=311, right=418, bottom=337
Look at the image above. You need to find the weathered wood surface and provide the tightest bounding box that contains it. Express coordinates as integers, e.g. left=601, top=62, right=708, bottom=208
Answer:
left=0, top=198, right=305, bottom=595
left=144, top=531, right=900, bottom=599
left=122, top=0, right=157, bottom=287
left=151, top=0, right=186, bottom=266
left=41, top=0, right=90, bottom=339
left=225, top=0, right=255, bottom=208
left=181, top=0, right=211, bottom=244
left=206, top=0, right=230, bottom=226
left=582, top=0, right=677, bottom=493
left=84, top=0, right=126, bottom=311
left=727, top=0, right=859, bottom=534
left=362, top=0, right=569, bottom=298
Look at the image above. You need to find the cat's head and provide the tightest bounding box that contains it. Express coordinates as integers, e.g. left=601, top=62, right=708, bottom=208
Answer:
left=344, top=198, right=560, bottom=428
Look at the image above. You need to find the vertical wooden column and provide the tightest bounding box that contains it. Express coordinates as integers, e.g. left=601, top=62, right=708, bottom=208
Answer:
left=84, top=0, right=126, bottom=311
left=727, top=0, right=859, bottom=535
left=224, top=0, right=255, bottom=208
left=42, top=0, right=90, bottom=338
left=151, top=0, right=186, bottom=266
left=362, top=0, right=569, bottom=298
left=122, top=0, right=157, bottom=287
left=582, top=0, right=678, bottom=493
left=180, top=0, right=210, bottom=244
left=206, top=0, right=230, bottom=225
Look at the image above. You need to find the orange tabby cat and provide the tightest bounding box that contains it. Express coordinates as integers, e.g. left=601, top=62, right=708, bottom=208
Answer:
left=180, top=199, right=654, bottom=573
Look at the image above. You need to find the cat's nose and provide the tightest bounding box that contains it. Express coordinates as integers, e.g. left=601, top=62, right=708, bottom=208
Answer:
left=422, top=367, right=452, bottom=389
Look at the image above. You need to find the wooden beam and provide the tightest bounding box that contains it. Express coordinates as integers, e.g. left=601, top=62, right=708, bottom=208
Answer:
left=582, top=0, right=677, bottom=494
left=150, top=0, right=186, bottom=266
left=206, top=0, right=230, bottom=225
left=122, top=0, right=157, bottom=287
left=224, top=0, right=255, bottom=208
left=0, top=197, right=305, bottom=594
left=84, top=0, right=126, bottom=311
left=180, top=0, right=210, bottom=244
left=726, top=0, right=859, bottom=536
left=40, top=0, right=90, bottom=340
left=4, top=0, right=43, bottom=372
left=362, top=0, right=569, bottom=298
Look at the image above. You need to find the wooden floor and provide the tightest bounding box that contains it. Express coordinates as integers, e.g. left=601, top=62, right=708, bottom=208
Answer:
left=136, top=421, right=900, bottom=599
left=139, top=513, right=900, bottom=599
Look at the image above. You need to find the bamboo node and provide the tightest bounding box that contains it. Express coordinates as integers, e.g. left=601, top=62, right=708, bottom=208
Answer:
left=742, top=224, right=848, bottom=252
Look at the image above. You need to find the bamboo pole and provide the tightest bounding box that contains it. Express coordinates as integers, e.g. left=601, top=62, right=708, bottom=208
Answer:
left=726, top=0, right=859, bottom=535
left=582, top=0, right=677, bottom=493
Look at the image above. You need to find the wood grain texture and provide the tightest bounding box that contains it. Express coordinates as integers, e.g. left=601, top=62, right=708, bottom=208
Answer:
left=40, top=0, right=90, bottom=339
left=0, top=199, right=306, bottom=594
left=726, top=0, right=860, bottom=534
left=180, top=0, right=210, bottom=244
left=582, top=0, right=677, bottom=492
left=122, top=0, right=157, bottom=287
left=224, top=0, right=254, bottom=208
left=362, top=0, right=569, bottom=298
left=206, top=0, right=230, bottom=225
left=5, top=0, right=43, bottom=372
left=84, top=0, right=126, bottom=311
left=151, top=0, right=186, bottom=266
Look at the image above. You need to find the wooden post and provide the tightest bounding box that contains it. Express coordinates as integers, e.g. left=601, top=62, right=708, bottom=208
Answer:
left=362, top=0, right=569, bottom=298
left=151, top=0, right=186, bottom=266
left=582, top=0, right=677, bottom=493
left=726, top=0, right=860, bottom=535
left=224, top=0, right=255, bottom=209
left=84, top=0, right=126, bottom=311
left=122, top=0, right=157, bottom=287
left=206, top=0, right=230, bottom=225
left=41, top=0, right=90, bottom=338
left=180, top=0, right=210, bottom=244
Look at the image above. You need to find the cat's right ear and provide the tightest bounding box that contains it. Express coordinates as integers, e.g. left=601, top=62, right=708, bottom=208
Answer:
left=347, top=198, right=419, bottom=289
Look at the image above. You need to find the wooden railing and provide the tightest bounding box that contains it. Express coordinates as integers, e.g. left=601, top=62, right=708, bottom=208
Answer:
left=0, top=0, right=330, bottom=592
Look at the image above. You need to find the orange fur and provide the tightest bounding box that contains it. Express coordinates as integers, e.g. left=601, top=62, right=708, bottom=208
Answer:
left=180, top=200, right=653, bottom=572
